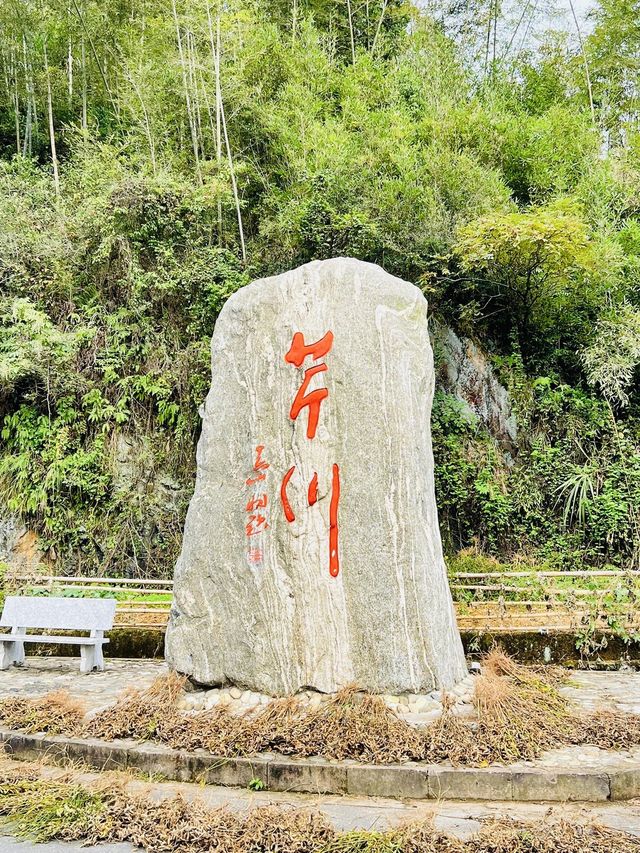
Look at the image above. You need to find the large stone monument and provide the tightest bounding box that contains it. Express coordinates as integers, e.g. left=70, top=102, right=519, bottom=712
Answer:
left=166, top=258, right=467, bottom=695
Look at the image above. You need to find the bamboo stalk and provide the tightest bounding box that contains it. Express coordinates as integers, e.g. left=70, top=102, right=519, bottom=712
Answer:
left=43, top=41, right=60, bottom=200
left=172, top=0, right=202, bottom=183
left=346, top=0, right=356, bottom=64
left=205, top=2, right=246, bottom=259
left=568, top=0, right=596, bottom=126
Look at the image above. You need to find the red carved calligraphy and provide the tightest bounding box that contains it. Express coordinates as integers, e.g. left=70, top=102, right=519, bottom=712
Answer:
left=329, top=464, right=340, bottom=577
left=246, top=494, right=268, bottom=511
left=279, top=463, right=341, bottom=578
left=282, top=330, right=340, bottom=578
left=280, top=466, right=296, bottom=523
left=285, top=333, right=333, bottom=440
left=245, top=445, right=269, bottom=485
left=244, top=446, right=270, bottom=566
left=285, top=331, right=334, bottom=368
left=307, top=472, right=318, bottom=506
left=246, top=512, right=268, bottom=536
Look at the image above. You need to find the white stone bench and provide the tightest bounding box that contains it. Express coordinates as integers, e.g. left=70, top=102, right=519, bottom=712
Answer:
left=0, top=596, right=116, bottom=673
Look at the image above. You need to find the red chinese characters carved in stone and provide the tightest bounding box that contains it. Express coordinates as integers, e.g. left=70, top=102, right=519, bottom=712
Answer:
left=246, top=494, right=268, bottom=512
left=246, top=513, right=268, bottom=536
left=246, top=445, right=269, bottom=486
left=245, top=446, right=270, bottom=550
left=280, top=464, right=341, bottom=577
left=285, top=332, right=334, bottom=439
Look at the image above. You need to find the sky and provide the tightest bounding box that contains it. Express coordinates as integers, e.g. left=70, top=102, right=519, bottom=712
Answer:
left=427, top=0, right=602, bottom=59
left=549, top=0, right=598, bottom=33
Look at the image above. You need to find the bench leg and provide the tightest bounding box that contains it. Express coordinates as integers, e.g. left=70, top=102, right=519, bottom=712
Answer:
left=79, top=644, right=96, bottom=674
left=10, top=627, right=25, bottom=666
left=94, top=643, right=105, bottom=671
left=0, top=641, right=15, bottom=670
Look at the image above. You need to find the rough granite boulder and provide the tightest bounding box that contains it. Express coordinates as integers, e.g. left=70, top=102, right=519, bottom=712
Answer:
left=166, top=258, right=467, bottom=695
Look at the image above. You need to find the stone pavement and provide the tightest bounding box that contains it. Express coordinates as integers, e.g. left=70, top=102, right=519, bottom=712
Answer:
left=3, top=756, right=640, bottom=846
left=0, top=658, right=162, bottom=716
left=1, top=837, right=133, bottom=853
left=2, top=659, right=640, bottom=774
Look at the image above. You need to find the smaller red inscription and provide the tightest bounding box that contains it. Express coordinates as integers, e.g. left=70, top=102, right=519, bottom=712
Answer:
left=245, top=445, right=270, bottom=564
left=245, top=445, right=270, bottom=485
left=246, top=494, right=268, bottom=511
left=246, top=513, right=268, bottom=536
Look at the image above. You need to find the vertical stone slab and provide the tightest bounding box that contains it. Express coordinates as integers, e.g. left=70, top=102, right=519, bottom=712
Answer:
left=166, top=258, right=467, bottom=695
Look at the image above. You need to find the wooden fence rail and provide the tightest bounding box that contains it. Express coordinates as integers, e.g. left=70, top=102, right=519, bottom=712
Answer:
left=4, top=571, right=640, bottom=633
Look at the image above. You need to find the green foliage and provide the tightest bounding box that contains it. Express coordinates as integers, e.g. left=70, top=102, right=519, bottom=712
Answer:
left=432, top=382, right=640, bottom=567
left=0, top=0, right=638, bottom=574
left=582, top=303, right=640, bottom=407
left=453, top=203, right=615, bottom=370
left=0, top=161, right=248, bottom=575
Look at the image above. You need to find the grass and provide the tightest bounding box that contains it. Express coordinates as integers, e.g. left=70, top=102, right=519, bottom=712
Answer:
left=0, top=690, right=85, bottom=735
left=0, top=766, right=639, bottom=852
left=0, top=777, right=107, bottom=842
left=3, top=650, right=640, bottom=766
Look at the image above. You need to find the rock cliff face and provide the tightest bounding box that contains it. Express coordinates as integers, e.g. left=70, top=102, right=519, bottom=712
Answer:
left=166, top=258, right=467, bottom=695
left=0, top=513, right=40, bottom=571
left=0, top=515, right=21, bottom=564
left=432, top=323, right=517, bottom=447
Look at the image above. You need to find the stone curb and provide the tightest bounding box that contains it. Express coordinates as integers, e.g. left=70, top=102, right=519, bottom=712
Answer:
left=0, top=728, right=635, bottom=802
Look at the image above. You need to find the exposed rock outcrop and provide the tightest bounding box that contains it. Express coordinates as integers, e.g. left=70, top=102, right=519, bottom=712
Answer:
left=432, top=322, right=517, bottom=447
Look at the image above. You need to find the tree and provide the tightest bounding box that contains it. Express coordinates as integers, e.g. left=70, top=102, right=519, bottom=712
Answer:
left=582, top=302, right=640, bottom=407
left=586, top=0, right=640, bottom=141
left=454, top=205, right=605, bottom=366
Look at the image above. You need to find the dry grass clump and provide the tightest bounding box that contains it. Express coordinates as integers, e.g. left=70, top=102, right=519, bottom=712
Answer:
left=467, top=817, right=640, bottom=853
left=94, top=795, right=335, bottom=853
left=157, top=704, right=245, bottom=752
left=279, top=687, right=426, bottom=762
left=1, top=767, right=639, bottom=852
left=470, top=649, right=575, bottom=764
left=396, top=819, right=465, bottom=853
left=571, top=709, right=640, bottom=750
left=0, top=690, right=85, bottom=735
left=160, top=688, right=427, bottom=763
left=86, top=671, right=186, bottom=740
left=423, top=696, right=481, bottom=765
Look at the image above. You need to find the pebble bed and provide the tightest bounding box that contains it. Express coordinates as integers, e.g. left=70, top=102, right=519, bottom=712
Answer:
left=176, top=672, right=478, bottom=725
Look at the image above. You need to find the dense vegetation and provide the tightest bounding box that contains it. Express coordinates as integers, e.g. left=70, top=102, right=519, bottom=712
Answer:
left=0, top=0, right=639, bottom=576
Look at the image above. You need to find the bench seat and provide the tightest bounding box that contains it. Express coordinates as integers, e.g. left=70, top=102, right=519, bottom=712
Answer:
left=0, top=596, right=116, bottom=673
left=0, top=634, right=110, bottom=645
